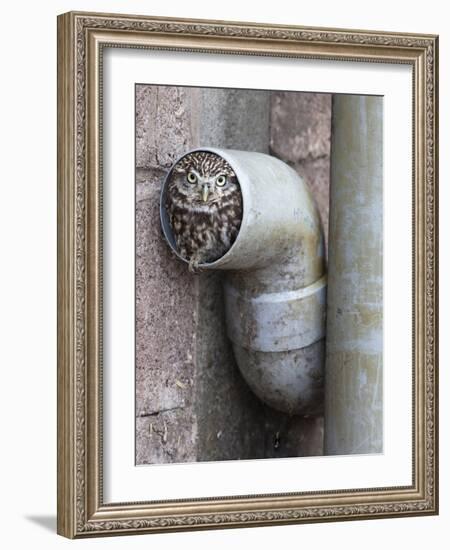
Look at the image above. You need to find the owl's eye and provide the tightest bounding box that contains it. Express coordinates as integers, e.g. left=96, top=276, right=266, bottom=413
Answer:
left=216, top=175, right=227, bottom=187
left=186, top=172, right=197, bottom=184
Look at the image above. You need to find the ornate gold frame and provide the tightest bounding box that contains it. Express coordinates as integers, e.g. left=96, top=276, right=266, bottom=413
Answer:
left=57, top=11, right=439, bottom=538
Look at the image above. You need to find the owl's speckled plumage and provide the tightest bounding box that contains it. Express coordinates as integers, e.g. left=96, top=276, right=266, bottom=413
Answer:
left=165, top=151, right=243, bottom=271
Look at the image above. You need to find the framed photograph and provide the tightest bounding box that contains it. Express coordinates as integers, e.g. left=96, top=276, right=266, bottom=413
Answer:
left=57, top=11, right=439, bottom=538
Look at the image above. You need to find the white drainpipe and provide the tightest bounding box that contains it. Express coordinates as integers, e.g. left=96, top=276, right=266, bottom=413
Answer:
left=324, top=96, right=383, bottom=453
left=161, top=147, right=327, bottom=415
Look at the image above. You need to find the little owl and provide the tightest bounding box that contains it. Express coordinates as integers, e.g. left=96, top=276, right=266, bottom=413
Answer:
left=165, top=151, right=243, bottom=272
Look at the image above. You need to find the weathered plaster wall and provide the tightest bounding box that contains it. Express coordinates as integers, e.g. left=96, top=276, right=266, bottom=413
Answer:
left=135, top=87, right=201, bottom=464
left=135, top=85, right=331, bottom=464
left=270, top=92, right=331, bottom=249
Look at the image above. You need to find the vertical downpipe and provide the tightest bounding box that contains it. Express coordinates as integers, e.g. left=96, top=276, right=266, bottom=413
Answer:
left=324, top=96, right=383, bottom=454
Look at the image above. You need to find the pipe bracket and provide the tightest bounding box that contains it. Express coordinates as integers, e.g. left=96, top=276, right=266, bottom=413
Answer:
left=225, top=275, right=327, bottom=353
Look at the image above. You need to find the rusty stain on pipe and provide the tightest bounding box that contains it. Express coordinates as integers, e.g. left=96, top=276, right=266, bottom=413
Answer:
left=161, top=147, right=326, bottom=416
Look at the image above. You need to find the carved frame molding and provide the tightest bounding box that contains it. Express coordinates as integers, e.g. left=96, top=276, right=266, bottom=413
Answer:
left=57, top=11, right=438, bottom=538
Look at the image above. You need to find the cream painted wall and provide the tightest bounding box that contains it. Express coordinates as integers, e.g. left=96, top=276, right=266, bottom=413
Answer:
left=0, top=0, right=447, bottom=548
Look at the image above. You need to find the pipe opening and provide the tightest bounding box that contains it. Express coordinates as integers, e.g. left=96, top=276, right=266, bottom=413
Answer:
left=161, top=150, right=244, bottom=269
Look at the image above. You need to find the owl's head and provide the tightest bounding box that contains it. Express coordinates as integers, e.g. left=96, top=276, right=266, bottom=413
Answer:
left=168, top=151, right=240, bottom=205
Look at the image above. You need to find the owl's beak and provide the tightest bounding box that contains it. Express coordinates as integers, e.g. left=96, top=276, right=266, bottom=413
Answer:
left=201, top=184, right=209, bottom=202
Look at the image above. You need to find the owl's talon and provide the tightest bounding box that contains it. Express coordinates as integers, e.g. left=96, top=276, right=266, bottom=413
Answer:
left=188, top=258, right=200, bottom=273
